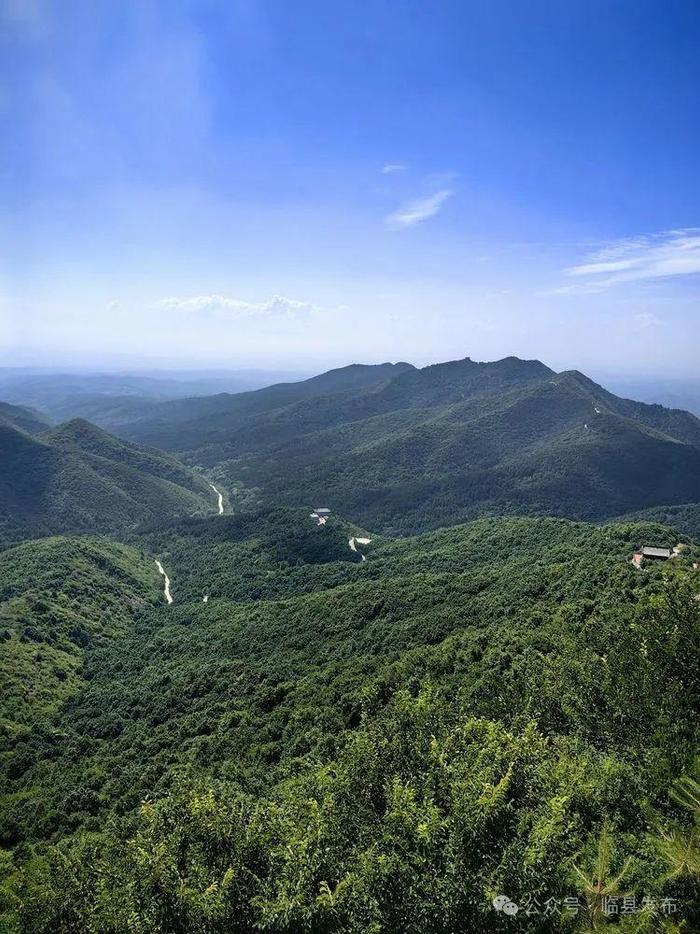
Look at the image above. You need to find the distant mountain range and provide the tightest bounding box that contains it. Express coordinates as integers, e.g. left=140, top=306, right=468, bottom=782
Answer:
left=0, top=418, right=216, bottom=544
left=2, top=355, right=700, bottom=540
left=0, top=400, right=51, bottom=435
left=601, top=375, right=700, bottom=418
left=106, top=356, right=700, bottom=534
left=0, top=368, right=308, bottom=425
left=1, top=357, right=700, bottom=929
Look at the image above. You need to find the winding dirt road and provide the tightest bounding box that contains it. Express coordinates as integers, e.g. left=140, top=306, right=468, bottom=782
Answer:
left=210, top=484, right=224, bottom=515
left=155, top=559, right=173, bottom=604
left=349, top=536, right=372, bottom=561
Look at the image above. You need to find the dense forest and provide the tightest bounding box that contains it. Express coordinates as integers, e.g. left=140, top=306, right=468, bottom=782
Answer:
left=4, top=0, right=699, bottom=918
left=1, top=508, right=699, bottom=930
left=1, top=358, right=700, bottom=930
left=0, top=419, right=216, bottom=546
left=112, top=358, right=700, bottom=535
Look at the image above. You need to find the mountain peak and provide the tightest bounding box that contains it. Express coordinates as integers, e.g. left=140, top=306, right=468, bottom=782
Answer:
left=406, top=355, right=554, bottom=394
left=47, top=418, right=116, bottom=446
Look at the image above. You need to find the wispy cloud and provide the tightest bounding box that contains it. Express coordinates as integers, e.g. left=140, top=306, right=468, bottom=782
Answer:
left=562, top=228, right=700, bottom=291
left=155, top=294, right=319, bottom=318
left=385, top=189, right=454, bottom=230
left=381, top=163, right=407, bottom=174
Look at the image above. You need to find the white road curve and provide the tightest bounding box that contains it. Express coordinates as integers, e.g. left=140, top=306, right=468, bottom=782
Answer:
left=155, top=559, right=173, bottom=604
left=210, top=484, right=224, bottom=515
left=349, top=536, right=373, bottom=561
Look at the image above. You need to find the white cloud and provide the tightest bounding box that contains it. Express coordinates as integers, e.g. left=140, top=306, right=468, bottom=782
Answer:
left=563, top=228, right=700, bottom=290
left=155, top=294, right=318, bottom=318
left=381, top=163, right=407, bottom=174
left=385, top=189, right=454, bottom=230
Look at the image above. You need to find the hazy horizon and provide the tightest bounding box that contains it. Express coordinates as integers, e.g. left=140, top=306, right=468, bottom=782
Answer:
left=2, top=350, right=700, bottom=384
left=2, top=1, right=699, bottom=377
left=2, top=354, right=700, bottom=421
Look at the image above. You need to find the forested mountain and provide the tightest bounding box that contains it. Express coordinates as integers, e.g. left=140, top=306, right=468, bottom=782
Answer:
left=0, top=369, right=307, bottom=425
left=0, top=401, right=50, bottom=436
left=0, top=418, right=216, bottom=544
left=1, top=356, right=700, bottom=930
left=614, top=502, right=700, bottom=540
left=116, top=356, right=700, bottom=534
left=117, top=361, right=416, bottom=447
left=1, top=509, right=699, bottom=930
left=0, top=536, right=159, bottom=746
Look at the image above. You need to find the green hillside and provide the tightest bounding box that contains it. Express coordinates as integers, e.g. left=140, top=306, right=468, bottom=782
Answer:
left=118, top=361, right=416, bottom=450
left=0, top=401, right=50, bottom=435
left=613, top=502, right=700, bottom=541
left=0, top=535, right=159, bottom=758
left=0, top=419, right=217, bottom=545
left=115, top=357, right=700, bottom=534
left=138, top=506, right=375, bottom=603
left=1, top=358, right=700, bottom=930
left=1, top=511, right=699, bottom=930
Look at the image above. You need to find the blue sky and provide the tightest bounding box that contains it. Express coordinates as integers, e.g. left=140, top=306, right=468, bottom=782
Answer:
left=1, top=0, right=699, bottom=374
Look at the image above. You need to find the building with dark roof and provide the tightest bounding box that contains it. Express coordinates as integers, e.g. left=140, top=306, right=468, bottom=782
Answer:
left=641, top=546, right=672, bottom=560
left=632, top=545, right=673, bottom=567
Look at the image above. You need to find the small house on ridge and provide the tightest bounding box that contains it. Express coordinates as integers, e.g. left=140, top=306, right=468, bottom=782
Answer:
left=632, top=546, right=673, bottom=568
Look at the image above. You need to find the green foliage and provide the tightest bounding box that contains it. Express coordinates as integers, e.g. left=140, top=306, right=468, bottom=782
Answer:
left=2, top=353, right=700, bottom=932
left=2, top=696, right=644, bottom=933
left=612, top=504, right=700, bottom=542
left=0, top=536, right=159, bottom=834
left=1, top=511, right=699, bottom=930
left=116, top=357, right=700, bottom=535
left=0, top=419, right=216, bottom=545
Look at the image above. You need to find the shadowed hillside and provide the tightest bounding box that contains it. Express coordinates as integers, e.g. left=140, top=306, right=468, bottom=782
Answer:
left=0, top=419, right=217, bottom=545
left=114, top=357, right=700, bottom=534
left=0, top=401, right=51, bottom=436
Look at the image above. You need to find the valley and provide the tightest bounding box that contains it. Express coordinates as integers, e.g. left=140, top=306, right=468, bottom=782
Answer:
left=1, top=355, right=700, bottom=931
left=107, top=358, right=700, bottom=536
left=6, top=1, right=700, bottom=927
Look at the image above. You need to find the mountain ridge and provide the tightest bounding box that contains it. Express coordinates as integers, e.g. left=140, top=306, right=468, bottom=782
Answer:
left=0, top=401, right=51, bottom=436
left=104, top=354, right=700, bottom=534
left=0, top=419, right=215, bottom=545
